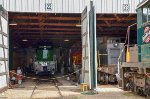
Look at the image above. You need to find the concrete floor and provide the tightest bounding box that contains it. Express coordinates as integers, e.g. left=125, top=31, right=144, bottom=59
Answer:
left=0, top=78, right=146, bottom=99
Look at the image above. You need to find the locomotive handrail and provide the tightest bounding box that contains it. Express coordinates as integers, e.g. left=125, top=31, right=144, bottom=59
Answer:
left=117, top=23, right=137, bottom=75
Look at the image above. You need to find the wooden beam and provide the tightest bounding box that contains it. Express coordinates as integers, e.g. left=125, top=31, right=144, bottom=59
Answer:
left=11, top=27, right=80, bottom=31
left=10, top=15, right=136, bottom=21
left=13, top=32, right=80, bottom=35
left=98, top=27, right=104, bottom=31
left=10, top=22, right=134, bottom=27
left=104, top=20, right=111, bottom=27
left=114, top=14, right=121, bottom=21
left=13, top=23, right=78, bottom=27
left=10, top=16, right=81, bottom=21
left=15, top=34, right=80, bottom=37
left=16, top=37, right=80, bottom=40
left=97, top=17, right=136, bottom=21
left=97, top=27, right=136, bottom=31
left=97, top=23, right=134, bottom=27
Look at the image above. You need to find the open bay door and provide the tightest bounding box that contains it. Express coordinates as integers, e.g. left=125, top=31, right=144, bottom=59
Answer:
left=81, top=1, right=97, bottom=90
left=0, top=5, right=9, bottom=91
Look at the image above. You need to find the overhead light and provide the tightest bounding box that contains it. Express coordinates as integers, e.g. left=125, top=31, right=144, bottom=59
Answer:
left=64, top=39, right=69, bottom=42
left=76, top=24, right=82, bottom=27
left=22, top=39, right=28, bottom=42
left=9, top=21, right=17, bottom=26
left=9, top=23, right=17, bottom=26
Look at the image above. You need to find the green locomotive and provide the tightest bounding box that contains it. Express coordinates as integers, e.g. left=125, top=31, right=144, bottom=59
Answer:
left=121, top=0, right=150, bottom=97
left=34, top=47, right=56, bottom=75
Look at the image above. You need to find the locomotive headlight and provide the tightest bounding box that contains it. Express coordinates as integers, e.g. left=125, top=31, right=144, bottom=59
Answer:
left=113, top=43, right=119, bottom=47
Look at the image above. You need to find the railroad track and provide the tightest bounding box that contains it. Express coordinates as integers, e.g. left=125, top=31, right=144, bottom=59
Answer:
left=29, top=76, right=63, bottom=99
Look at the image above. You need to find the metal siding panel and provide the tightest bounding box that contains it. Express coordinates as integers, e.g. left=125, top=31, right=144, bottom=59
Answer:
left=58, top=0, right=63, bottom=13
left=113, top=0, right=118, bottom=13
left=123, top=0, right=128, bottom=13
left=16, top=0, right=21, bottom=12
left=2, top=0, right=5, bottom=9
left=108, top=0, right=113, bottom=13
left=45, top=0, right=49, bottom=12
left=69, top=0, right=72, bottom=13
left=66, top=0, right=68, bottom=13
left=0, top=0, right=142, bottom=13
left=22, top=0, right=26, bottom=12
left=28, top=0, right=33, bottom=12
left=0, top=75, right=7, bottom=89
left=34, top=0, right=40, bottom=12
left=78, top=0, right=81, bottom=13
left=94, top=0, right=98, bottom=13
left=100, top=0, right=102, bottom=13
left=83, top=0, right=86, bottom=11
left=63, top=0, right=66, bottom=13
left=62, top=0, right=64, bottom=13
left=40, top=0, right=45, bottom=12
left=80, top=0, right=82, bottom=12
left=53, top=0, right=56, bottom=12
left=9, top=0, right=13, bottom=11
left=51, top=0, right=54, bottom=13
left=66, top=0, right=69, bottom=13
left=57, top=0, right=60, bottom=13
left=74, top=0, right=79, bottom=13
left=73, top=0, right=75, bottom=13
left=101, top=0, right=104, bottom=13
left=118, top=0, right=121, bottom=13
left=129, top=0, right=133, bottom=13
left=0, top=61, right=6, bottom=73
left=104, top=0, right=106, bottom=13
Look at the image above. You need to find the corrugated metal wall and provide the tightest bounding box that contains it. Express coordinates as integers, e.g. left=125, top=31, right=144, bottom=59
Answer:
left=0, top=0, right=143, bottom=13
left=94, top=0, right=143, bottom=13
left=0, top=6, right=8, bottom=90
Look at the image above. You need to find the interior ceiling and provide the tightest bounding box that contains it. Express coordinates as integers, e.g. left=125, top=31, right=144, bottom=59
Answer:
left=9, top=12, right=137, bottom=48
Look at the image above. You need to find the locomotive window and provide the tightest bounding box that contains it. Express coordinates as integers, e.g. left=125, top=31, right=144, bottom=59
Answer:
left=143, top=7, right=148, bottom=23
left=148, top=6, right=150, bottom=21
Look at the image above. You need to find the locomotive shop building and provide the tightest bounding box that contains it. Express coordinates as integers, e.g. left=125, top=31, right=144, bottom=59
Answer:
left=0, top=0, right=150, bottom=99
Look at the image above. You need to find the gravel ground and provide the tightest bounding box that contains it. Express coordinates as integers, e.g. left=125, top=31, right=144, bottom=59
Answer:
left=0, top=78, right=147, bottom=99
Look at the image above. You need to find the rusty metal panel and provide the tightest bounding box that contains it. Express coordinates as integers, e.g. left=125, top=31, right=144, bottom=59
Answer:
left=129, top=45, right=138, bottom=62
left=0, top=0, right=144, bottom=13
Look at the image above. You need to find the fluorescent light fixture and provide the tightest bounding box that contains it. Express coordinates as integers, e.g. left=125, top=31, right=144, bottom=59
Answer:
left=9, top=23, right=17, bottom=26
left=75, top=24, right=82, bottom=27
left=9, top=20, right=17, bottom=26
left=22, top=39, right=28, bottom=42
left=64, top=39, right=69, bottom=42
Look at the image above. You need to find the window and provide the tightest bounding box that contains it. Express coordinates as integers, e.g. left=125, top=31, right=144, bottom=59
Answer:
left=143, top=7, right=148, bottom=23
left=148, top=6, right=150, bottom=22
left=143, top=5, right=150, bottom=23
